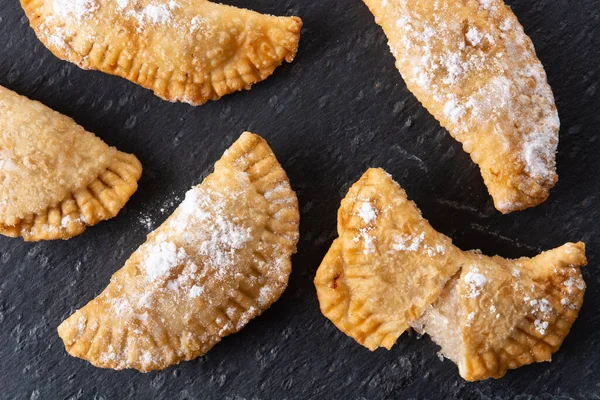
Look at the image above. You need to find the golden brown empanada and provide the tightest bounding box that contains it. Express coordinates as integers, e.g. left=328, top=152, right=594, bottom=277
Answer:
left=21, top=0, right=302, bottom=105
left=315, top=168, right=586, bottom=380
left=317, top=168, right=462, bottom=350
left=0, top=85, right=142, bottom=241
left=58, top=132, right=300, bottom=372
left=361, top=0, right=559, bottom=213
left=413, top=242, right=586, bottom=381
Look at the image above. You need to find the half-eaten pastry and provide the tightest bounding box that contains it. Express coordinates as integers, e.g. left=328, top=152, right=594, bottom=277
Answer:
left=21, top=0, right=302, bottom=105
left=58, top=132, right=300, bottom=372
left=0, top=85, right=142, bottom=241
left=314, top=168, right=586, bottom=381
left=361, top=0, right=559, bottom=213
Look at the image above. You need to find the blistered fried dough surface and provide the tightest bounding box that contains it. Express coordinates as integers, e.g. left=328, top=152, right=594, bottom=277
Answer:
left=0, top=85, right=142, bottom=241
left=315, top=168, right=586, bottom=380
left=21, top=0, right=302, bottom=105
left=415, top=242, right=586, bottom=381
left=58, top=132, right=300, bottom=372
left=317, top=168, right=462, bottom=350
left=362, top=0, right=559, bottom=213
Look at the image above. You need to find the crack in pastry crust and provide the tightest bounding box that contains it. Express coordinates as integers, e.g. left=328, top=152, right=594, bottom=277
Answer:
left=57, top=132, right=300, bottom=372
left=21, top=0, right=302, bottom=105
left=362, top=0, right=559, bottom=213
left=315, top=168, right=586, bottom=381
left=0, top=86, right=142, bottom=241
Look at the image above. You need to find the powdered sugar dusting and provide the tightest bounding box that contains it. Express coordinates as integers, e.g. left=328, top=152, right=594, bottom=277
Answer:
left=139, top=4, right=171, bottom=24
left=564, top=276, right=585, bottom=290
left=59, top=136, right=299, bottom=370
left=466, top=27, right=482, bottom=46
left=528, top=297, right=554, bottom=335
left=354, top=228, right=376, bottom=254
left=463, top=268, right=487, bottom=298
left=392, top=232, right=425, bottom=252
left=76, top=315, right=87, bottom=337
left=358, top=201, right=377, bottom=224
left=380, top=0, right=559, bottom=209
left=143, top=235, right=188, bottom=281
left=53, top=0, right=98, bottom=19
left=173, top=186, right=252, bottom=274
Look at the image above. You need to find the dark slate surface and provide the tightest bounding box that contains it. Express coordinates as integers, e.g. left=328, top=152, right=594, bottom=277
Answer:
left=1, top=0, right=599, bottom=398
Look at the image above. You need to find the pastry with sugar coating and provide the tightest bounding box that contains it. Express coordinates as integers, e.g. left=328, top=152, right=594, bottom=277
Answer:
left=21, top=0, right=302, bottom=105
left=315, top=168, right=587, bottom=380
left=361, top=0, right=559, bottom=213
left=58, top=132, right=300, bottom=372
left=0, top=85, right=142, bottom=241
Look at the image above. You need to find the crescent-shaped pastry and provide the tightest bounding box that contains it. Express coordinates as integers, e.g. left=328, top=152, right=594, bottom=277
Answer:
left=361, top=0, right=559, bottom=213
left=0, top=85, right=142, bottom=241
left=314, top=168, right=586, bottom=380
left=21, top=0, right=302, bottom=105
left=58, top=132, right=300, bottom=372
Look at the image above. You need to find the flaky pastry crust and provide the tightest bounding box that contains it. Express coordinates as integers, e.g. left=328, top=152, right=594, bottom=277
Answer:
left=315, top=168, right=586, bottom=381
left=0, top=85, right=142, bottom=241
left=58, top=132, right=300, bottom=372
left=324, top=168, right=462, bottom=350
left=21, top=0, right=302, bottom=105
left=362, top=0, right=559, bottom=213
left=415, top=242, right=586, bottom=381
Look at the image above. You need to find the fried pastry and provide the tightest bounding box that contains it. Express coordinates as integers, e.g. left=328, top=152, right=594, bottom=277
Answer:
left=362, top=0, right=559, bottom=213
left=316, top=168, right=462, bottom=350
left=58, top=132, right=300, bottom=372
left=412, top=242, right=586, bottom=381
left=0, top=85, right=142, bottom=241
left=21, top=0, right=302, bottom=105
left=315, top=168, right=587, bottom=380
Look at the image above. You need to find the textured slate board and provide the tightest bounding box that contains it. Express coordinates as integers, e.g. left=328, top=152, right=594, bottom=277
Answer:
left=1, top=0, right=599, bottom=398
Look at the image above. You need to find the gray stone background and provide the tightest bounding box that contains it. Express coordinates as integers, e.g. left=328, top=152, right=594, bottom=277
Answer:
left=1, top=0, right=599, bottom=398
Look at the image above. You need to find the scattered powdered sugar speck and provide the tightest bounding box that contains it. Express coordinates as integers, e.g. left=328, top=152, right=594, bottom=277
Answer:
left=257, top=285, right=273, bottom=306
left=354, top=228, right=376, bottom=254
left=466, top=26, right=482, bottom=46
left=76, top=315, right=86, bottom=336
left=564, top=276, right=585, bottom=290
left=392, top=232, right=425, bottom=252
left=357, top=201, right=377, bottom=224
left=424, top=243, right=446, bottom=257
left=529, top=297, right=553, bottom=335
left=523, top=128, right=558, bottom=180
left=143, top=236, right=188, bottom=281
left=464, top=268, right=487, bottom=298
left=534, top=319, right=549, bottom=335
left=443, top=95, right=465, bottom=124
left=189, top=285, right=204, bottom=298
left=466, top=311, right=476, bottom=326
left=140, top=4, right=171, bottom=24
left=53, top=0, right=98, bottom=19
left=140, top=351, right=153, bottom=366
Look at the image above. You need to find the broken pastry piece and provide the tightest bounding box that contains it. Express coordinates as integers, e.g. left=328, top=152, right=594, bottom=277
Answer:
left=413, top=242, right=586, bottom=381
left=318, top=168, right=462, bottom=350
left=362, top=0, right=559, bottom=213
left=0, top=85, right=142, bottom=241
left=21, top=0, right=302, bottom=105
left=58, top=132, right=300, bottom=372
left=315, top=168, right=587, bottom=381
